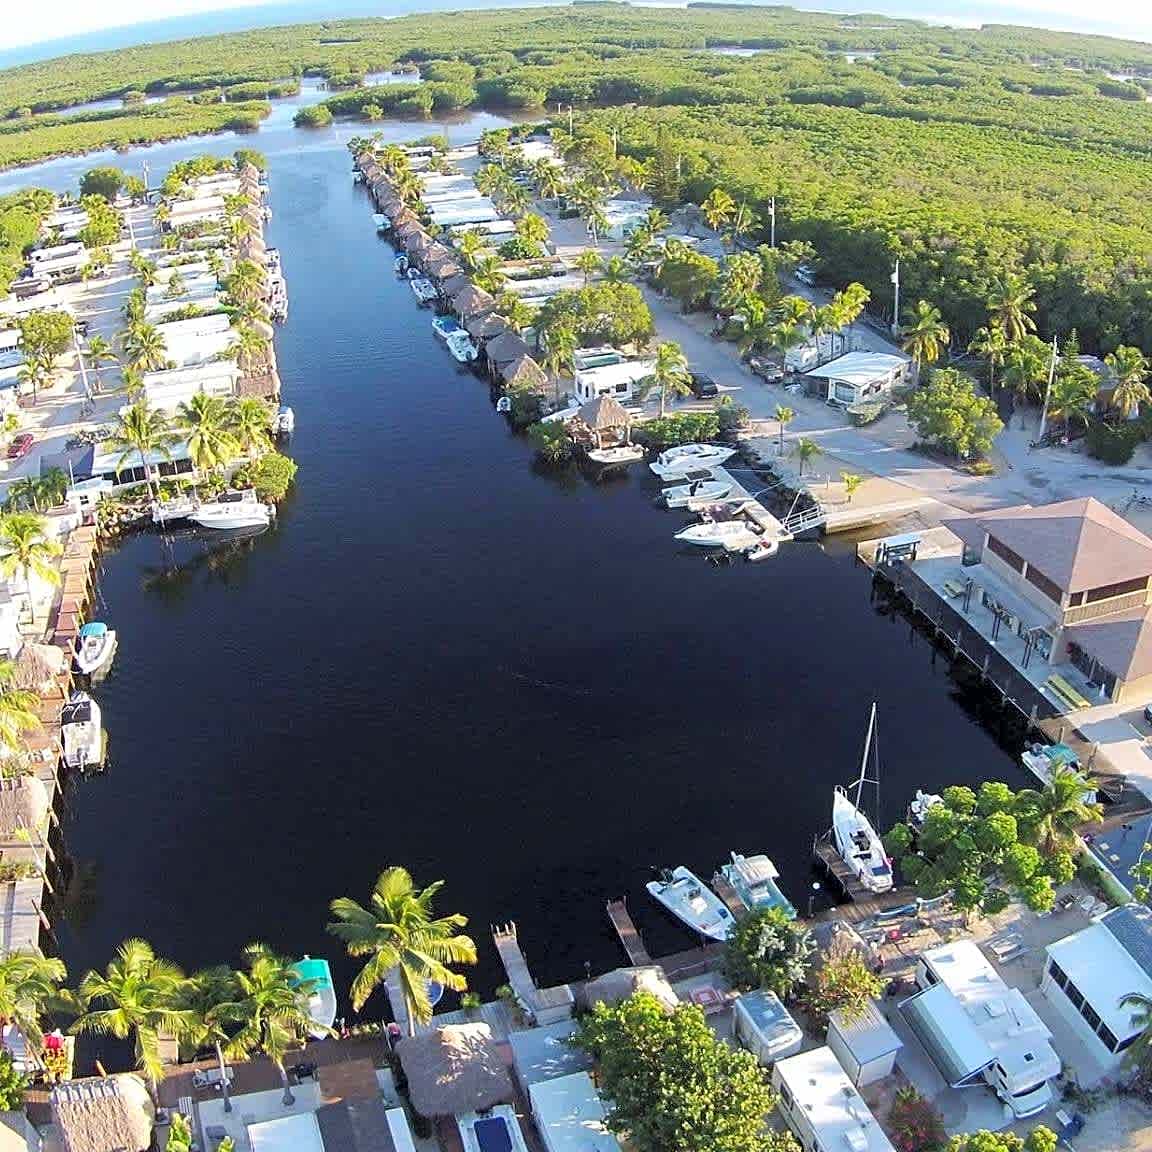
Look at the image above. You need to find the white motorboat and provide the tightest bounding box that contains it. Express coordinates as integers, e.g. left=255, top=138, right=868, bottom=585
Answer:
left=831, top=703, right=894, bottom=894
left=1020, top=743, right=1097, bottom=802
left=151, top=496, right=197, bottom=525
left=906, top=789, right=943, bottom=831
left=394, top=254, right=410, bottom=275
left=675, top=520, right=759, bottom=549
left=646, top=866, right=734, bottom=941
left=292, top=956, right=337, bottom=1039
left=273, top=405, right=295, bottom=436
left=495, top=396, right=512, bottom=413
left=588, top=445, right=644, bottom=465
left=446, top=332, right=478, bottom=362
left=61, top=691, right=104, bottom=771
left=372, top=213, right=391, bottom=232
left=744, top=536, right=780, bottom=561
left=650, top=443, right=736, bottom=478
left=189, top=490, right=273, bottom=531
left=433, top=315, right=463, bottom=340
left=410, top=277, right=438, bottom=304
left=663, top=478, right=732, bottom=508
left=718, top=852, right=796, bottom=919
left=73, top=622, right=117, bottom=676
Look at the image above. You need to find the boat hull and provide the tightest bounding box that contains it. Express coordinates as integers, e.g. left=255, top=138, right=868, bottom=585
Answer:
left=190, top=510, right=271, bottom=530
left=831, top=788, right=893, bottom=893
left=588, top=446, right=643, bottom=465
left=646, top=867, right=734, bottom=941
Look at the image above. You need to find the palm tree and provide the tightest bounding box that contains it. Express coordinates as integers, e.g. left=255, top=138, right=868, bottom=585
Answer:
left=793, top=437, right=822, bottom=475
left=84, top=334, right=119, bottom=394
left=644, top=207, right=669, bottom=235
left=227, top=216, right=253, bottom=246
left=728, top=203, right=757, bottom=248
left=38, top=468, right=68, bottom=509
left=969, top=325, right=1009, bottom=391
left=774, top=405, right=795, bottom=454
left=825, top=283, right=871, bottom=331
left=636, top=341, right=692, bottom=418
left=0, top=951, right=67, bottom=1070
left=0, top=660, right=39, bottom=752
left=700, top=188, right=735, bottom=234
left=109, top=401, right=176, bottom=498
left=5, top=477, right=42, bottom=513
left=180, top=967, right=244, bottom=1114
left=1047, top=366, right=1097, bottom=434
left=987, top=272, right=1037, bottom=343
left=327, top=866, right=477, bottom=1034
left=16, top=355, right=49, bottom=406
left=537, top=164, right=565, bottom=207
left=602, top=256, right=629, bottom=285
left=1119, top=992, right=1152, bottom=1071
left=228, top=398, right=274, bottom=458
left=515, top=213, right=550, bottom=253
left=1016, top=767, right=1103, bottom=855
left=222, top=944, right=322, bottom=1106
left=455, top=230, right=486, bottom=272
left=576, top=250, right=602, bottom=286
left=73, top=939, right=192, bottom=1099
left=121, top=323, right=168, bottom=373
left=0, top=512, right=61, bottom=627
left=225, top=260, right=266, bottom=307
left=841, top=473, right=863, bottom=503
left=901, top=300, right=951, bottom=369
left=472, top=255, right=506, bottom=296
left=540, top=327, right=577, bottom=404
left=227, top=325, right=270, bottom=373
left=1105, top=345, right=1150, bottom=420
left=122, top=287, right=146, bottom=325
left=176, top=394, right=239, bottom=474
left=497, top=295, right=536, bottom=335
left=716, top=252, right=762, bottom=317
left=1002, top=337, right=1050, bottom=415
left=625, top=226, right=654, bottom=269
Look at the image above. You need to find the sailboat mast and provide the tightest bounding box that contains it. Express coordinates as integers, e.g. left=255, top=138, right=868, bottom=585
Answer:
left=855, top=703, right=877, bottom=809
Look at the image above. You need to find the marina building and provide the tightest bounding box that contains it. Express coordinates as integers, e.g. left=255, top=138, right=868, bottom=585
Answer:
left=1042, top=903, right=1152, bottom=1068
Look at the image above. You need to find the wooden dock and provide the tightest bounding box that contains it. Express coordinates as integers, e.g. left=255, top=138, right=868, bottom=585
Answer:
left=606, top=899, right=651, bottom=966
left=813, top=833, right=873, bottom=902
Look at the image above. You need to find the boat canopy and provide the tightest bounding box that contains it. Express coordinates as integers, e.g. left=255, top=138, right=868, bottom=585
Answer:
left=292, top=957, right=333, bottom=991
left=731, top=855, right=779, bottom=886
left=78, top=622, right=108, bottom=638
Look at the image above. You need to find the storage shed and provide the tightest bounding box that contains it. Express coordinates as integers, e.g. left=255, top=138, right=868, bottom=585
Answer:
left=826, top=1001, right=902, bottom=1086
left=732, top=990, right=803, bottom=1065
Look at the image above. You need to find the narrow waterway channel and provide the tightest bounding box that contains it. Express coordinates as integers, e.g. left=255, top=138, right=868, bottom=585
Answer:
left=5, top=116, right=1032, bottom=1067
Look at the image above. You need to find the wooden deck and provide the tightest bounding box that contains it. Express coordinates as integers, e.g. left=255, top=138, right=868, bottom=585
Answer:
left=709, top=873, right=747, bottom=920
left=606, top=899, right=651, bottom=966
left=812, top=833, right=873, bottom=902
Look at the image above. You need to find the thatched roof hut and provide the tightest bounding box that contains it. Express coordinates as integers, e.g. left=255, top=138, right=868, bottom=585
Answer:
left=501, top=355, right=547, bottom=393
left=51, top=1075, right=154, bottom=1152
left=581, top=967, right=679, bottom=1012
left=405, top=231, right=435, bottom=258
left=395, top=1024, right=514, bottom=1118
left=0, top=777, right=49, bottom=839
left=451, top=285, right=496, bottom=320
left=439, top=274, right=472, bottom=300
left=241, top=205, right=264, bottom=229
left=578, top=395, right=630, bottom=433
left=484, top=330, right=533, bottom=370
left=13, top=643, right=66, bottom=693
left=422, top=245, right=460, bottom=280
left=239, top=235, right=266, bottom=262
left=239, top=162, right=262, bottom=183
left=465, top=311, right=508, bottom=341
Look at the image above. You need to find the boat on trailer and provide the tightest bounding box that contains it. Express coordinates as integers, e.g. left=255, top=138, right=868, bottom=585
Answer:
left=647, top=866, right=734, bottom=941
left=831, top=703, right=894, bottom=894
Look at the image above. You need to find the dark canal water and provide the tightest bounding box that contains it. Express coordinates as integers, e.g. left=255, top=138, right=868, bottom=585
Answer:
left=3, top=113, right=1032, bottom=1065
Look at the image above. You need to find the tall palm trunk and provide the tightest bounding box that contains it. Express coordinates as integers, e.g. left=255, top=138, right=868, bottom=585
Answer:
left=216, top=1041, right=232, bottom=1113
left=659, top=386, right=667, bottom=419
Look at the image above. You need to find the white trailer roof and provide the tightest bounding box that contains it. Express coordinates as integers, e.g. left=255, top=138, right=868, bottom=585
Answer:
left=804, top=352, right=908, bottom=384
left=428, top=199, right=500, bottom=226
left=529, top=1072, right=621, bottom=1152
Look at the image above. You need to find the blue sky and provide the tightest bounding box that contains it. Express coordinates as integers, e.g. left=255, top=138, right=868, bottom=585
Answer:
left=1, top=0, right=1149, bottom=53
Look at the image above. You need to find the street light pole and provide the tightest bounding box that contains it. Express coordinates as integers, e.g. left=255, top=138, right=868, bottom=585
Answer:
left=769, top=196, right=776, bottom=249
left=890, top=258, right=900, bottom=338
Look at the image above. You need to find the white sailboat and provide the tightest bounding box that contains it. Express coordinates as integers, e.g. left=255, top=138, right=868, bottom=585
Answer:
left=831, top=703, right=894, bottom=894
left=646, top=867, right=734, bottom=941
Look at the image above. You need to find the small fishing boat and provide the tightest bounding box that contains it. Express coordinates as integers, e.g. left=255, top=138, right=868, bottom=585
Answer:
left=744, top=537, right=780, bottom=562
left=906, top=789, right=942, bottom=831
left=291, top=956, right=337, bottom=1039
left=73, top=622, right=117, bottom=676
left=372, top=213, right=391, bottom=233
left=61, top=691, right=104, bottom=771
left=433, top=315, right=463, bottom=340
left=273, top=405, right=295, bottom=436
left=650, top=443, right=736, bottom=478
left=647, top=867, right=734, bottom=941
left=394, top=254, right=409, bottom=275
left=587, top=445, right=643, bottom=465
left=717, top=852, right=796, bottom=919
left=675, top=520, right=759, bottom=550
left=663, top=478, right=731, bottom=509
left=410, top=277, right=438, bottom=304
left=446, top=332, right=478, bottom=362
left=831, top=703, right=894, bottom=894
left=190, top=490, right=273, bottom=531
left=495, top=396, right=512, bottom=413
left=1021, top=743, right=1097, bottom=802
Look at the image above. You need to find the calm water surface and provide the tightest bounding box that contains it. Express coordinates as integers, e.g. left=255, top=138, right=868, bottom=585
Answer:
left=4, top=117, right=1030, bottom=1062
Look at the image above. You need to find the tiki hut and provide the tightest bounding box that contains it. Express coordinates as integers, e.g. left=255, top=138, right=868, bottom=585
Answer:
left=422, top=245, right=460, bottom=280
left=465, top=311, right=508, bottom=341
left=451, top=284, right=496, bottom=321
left=405, top=231, right=435, bottom=259
left=0, top=776, right=50, bottom=840
left=392, top=206, right=420, bottom=231
left=439, top=274, right=472, bottom=301
left=239, top=234, right=266, bottom=262
left=51, top=1075, right=154, bottom=1152
left=484, top=330, right=533, bottom=372
left=572, top=395, right=632, bottom=448
left=501, top=354, right=548, bottom=393
left=393, top=220, right=424, bottom=246
left=581, top=967, right=679, bottom=1012
left=395, top=1024, right=514, bottom=1119
left=239, top=162, right=262, bottom=183
left=242, top=205, right=264, bottom=230
left=13, top=643, right=66, bottom=693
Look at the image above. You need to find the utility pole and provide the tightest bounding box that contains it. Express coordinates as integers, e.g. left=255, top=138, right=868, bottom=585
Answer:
left=769, top=196, right=776, bottom=249
left=1037, top=334, right=1059, bottom=442
left=890, top=258, right=901, bottom=338
left=568, top=104, right=574, bottom=135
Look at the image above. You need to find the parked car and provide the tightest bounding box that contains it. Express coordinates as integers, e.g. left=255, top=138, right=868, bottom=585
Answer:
left=747, top=356, right=785, bottom=383
left=690, top=372, right=719, bottom=399
left=6, top=433, right=33, bottom=460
